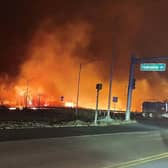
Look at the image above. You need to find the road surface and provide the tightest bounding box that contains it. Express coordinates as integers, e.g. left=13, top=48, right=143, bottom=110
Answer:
left=0, top=128, right=168, bottom=168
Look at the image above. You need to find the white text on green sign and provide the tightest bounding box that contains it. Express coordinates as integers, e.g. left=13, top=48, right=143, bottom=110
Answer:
left=140, top=63, right=166, bottom=71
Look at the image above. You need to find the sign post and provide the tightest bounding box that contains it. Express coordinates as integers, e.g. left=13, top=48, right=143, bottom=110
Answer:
left=113, top=96, right=118, bottom=113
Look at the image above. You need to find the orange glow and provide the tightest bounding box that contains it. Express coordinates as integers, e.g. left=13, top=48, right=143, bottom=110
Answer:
left=0, top=21, right=166, bottom=112
left=9, top=107, right=17, bottom=110
left=65, top=102, right=74, bottom=108
left=0, top=22, right=126, bottom=110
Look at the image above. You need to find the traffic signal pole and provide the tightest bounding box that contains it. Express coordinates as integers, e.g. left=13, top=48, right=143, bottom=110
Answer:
left=125, top=55, right=168, bottom=121
left=94, top=83, right=102, bottom=125
left=125, top=56, right=136, bottom=121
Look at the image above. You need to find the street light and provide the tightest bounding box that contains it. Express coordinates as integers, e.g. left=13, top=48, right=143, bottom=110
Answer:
left=106, top=44, right=115, bottom=121
left=75, top=60, right=102, bottom=118
left=106, top=17, right=118, bottom=120
left=107, top=59, right=113, bottom=120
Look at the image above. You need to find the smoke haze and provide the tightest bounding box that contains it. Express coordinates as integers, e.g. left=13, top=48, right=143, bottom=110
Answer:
left=1, top=0, right=168, bottom=110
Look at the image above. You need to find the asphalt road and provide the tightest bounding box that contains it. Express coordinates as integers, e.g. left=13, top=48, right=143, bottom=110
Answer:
left=0, top=129, right=168, bottom=168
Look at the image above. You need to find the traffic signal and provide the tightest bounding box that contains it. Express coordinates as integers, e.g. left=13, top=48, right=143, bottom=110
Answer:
left=60, top=96, right=64, bottom=101
left=96, top=83, right=102, bottom=91
left=132, top=78, right=136, bottom=90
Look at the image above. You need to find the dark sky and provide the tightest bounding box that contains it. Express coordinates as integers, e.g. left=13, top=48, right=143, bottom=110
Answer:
left=1, top=0, right=168, bottom=81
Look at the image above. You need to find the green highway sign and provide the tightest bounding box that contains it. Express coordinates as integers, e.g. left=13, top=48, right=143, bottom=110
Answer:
left=140, top=63, right=166, bottom=71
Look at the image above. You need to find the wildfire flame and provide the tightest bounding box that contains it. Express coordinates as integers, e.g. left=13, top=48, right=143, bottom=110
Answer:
left=0, top=20, right=167, bottom=112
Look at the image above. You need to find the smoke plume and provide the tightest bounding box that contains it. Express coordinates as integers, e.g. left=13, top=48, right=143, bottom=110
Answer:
left=1, top=0, right=168, bottom=110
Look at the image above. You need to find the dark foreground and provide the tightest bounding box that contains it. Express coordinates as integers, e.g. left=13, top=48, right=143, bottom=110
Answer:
left=1, top=119, right=168, bottom=168
left=0, top=123, right=159, bottom=141
left=0, top=129, right=168, bottom=168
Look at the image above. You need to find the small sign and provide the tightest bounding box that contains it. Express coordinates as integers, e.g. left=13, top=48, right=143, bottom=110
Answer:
left=140, top=63, right=166, bottom=71
left=113, top=96, right=118, bottom=103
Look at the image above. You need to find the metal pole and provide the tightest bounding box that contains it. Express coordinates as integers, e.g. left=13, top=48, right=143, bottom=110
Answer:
left=94, top=89, right=99, bottom=125
left=166, top=102, right=168, bottom=112
left=106, top=17, right=119, bottom=120
left=114, top=102, right=116, bottom=112
left=38, top=94, right=41, bottom=108
left=107, top=63, right=113, bottom=118
left=75, top=64, right=82, bottom=117
left=107, top=49, right=115, bottom=119
left=25, top=80, right=28, bottom=108
left=125, top=55, right=168, bottom=120
left=125, top=56, right=136, bottom=120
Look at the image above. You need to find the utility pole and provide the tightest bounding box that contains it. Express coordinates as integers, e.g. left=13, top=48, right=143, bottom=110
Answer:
left=75, top=64, right=82, bottom=117
left=25, top=80, right=29, bottom=108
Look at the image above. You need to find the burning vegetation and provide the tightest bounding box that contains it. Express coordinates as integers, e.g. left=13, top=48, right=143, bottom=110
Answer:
left=0, top=21, right=97, bottom=109
left=1, top=7, right=168, bottom=112
left=0, top=20, right=129, bottom=110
